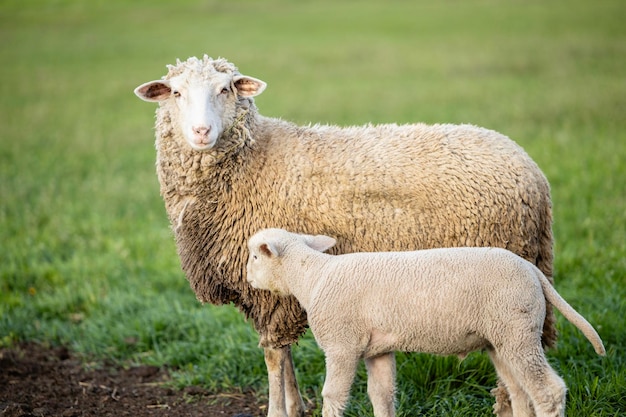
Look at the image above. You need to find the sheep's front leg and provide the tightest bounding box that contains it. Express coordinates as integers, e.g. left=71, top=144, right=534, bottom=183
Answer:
left=365, top=352, right=396, bottom=417
left=284, top=345, right=306, bottom=416
left=264, top=345, right=306, bottom=417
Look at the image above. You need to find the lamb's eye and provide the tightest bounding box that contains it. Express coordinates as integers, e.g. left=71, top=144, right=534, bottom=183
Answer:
left=220, top=87, right=230, bottom=95
left=172, top=90, right=181, bottom=98
left=252, top=254, right=258, bottom=260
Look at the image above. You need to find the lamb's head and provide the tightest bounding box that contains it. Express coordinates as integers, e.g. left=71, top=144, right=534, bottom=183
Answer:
left=246, top=229, right=336, bottom=295
left=134, top=55, right=266, bottom=151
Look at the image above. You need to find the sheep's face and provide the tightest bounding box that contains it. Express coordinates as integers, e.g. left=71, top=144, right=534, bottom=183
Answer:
left=134, top=56, right=266, bottom=151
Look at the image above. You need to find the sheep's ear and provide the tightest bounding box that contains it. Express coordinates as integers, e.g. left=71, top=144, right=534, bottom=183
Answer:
left=134, top=80, right=172, bottom=102
left=259, top=242, right=279, bottom=258
left=305, top=235, right=336, bottom=253
left=233, top=75, right=266, bottom=98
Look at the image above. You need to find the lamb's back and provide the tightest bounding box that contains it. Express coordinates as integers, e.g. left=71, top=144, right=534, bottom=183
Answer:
left=307, top=248, right=544, bottom=356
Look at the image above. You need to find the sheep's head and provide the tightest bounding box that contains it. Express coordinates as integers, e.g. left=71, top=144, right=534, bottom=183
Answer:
left=246, top=229, right=336, bottom=295
left=134, top=55, right=266, bottom=151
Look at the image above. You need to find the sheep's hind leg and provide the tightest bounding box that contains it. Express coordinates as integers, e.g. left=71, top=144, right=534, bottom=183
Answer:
left=491, top=379, right=520, bottom=417
left=364, top=352, right=396, bottom=417
left=265, top=346, right=305, bottom=417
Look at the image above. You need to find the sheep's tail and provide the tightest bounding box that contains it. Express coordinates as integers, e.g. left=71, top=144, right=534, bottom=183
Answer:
left=538, top=271, right=606, bottom=356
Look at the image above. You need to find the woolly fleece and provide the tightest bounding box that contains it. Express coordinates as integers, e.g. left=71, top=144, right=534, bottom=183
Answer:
left=147, top=56, right=554, bottom=350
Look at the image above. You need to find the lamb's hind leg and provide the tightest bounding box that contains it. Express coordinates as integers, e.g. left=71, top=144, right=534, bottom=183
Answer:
left=264, top=346, right=306, bottom=417
left=507, top=347, right=566, bottom=417
left=488, top=348, right=535, bottom=417
left=364, top=352, right=396, bottom=417
left=525, top=368, right=566, bottom=417
left=492, top=343, right=566, bottom=417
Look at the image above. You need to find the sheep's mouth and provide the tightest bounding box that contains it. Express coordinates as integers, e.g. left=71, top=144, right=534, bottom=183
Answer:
left=187, top=139, right=216, bottom=152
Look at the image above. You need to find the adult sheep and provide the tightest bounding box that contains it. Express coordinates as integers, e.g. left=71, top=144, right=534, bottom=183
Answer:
left=134, top=55, right=554, bottom=417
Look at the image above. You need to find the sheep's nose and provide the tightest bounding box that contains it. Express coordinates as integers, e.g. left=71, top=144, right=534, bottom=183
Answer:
left=193, top=125, right=211, bottom=137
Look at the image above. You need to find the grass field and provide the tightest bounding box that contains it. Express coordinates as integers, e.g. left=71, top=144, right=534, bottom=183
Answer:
left=1, top=0, right=625, bottom=415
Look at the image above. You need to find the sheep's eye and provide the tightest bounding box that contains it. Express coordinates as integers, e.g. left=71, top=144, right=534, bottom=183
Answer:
left=172, top=90, right=181, bottom=98
left=252, top=254, right=258, bottom=260
left=220, top=87, right=230, bottom=95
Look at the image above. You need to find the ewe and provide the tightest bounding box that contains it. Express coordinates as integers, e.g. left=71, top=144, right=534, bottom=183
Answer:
left=134, top=55, right=554, bottom=417
left=247, top=228, right=605, bottom=417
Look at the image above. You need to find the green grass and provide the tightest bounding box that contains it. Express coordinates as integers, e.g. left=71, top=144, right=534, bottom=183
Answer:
left=1, top=0, right=624, bottom=415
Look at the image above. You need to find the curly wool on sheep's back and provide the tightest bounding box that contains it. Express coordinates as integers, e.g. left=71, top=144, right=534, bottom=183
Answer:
left=149, top=56, right=554, bottom=350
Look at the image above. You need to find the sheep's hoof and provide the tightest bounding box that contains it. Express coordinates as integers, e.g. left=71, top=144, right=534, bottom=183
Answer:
left=491, top=386, right=513, bottom=417
left=492, top=403, right=514, bottom=417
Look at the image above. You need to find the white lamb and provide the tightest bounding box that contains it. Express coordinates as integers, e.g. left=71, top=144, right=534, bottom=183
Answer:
left=246, top=228, right=606, bottom=417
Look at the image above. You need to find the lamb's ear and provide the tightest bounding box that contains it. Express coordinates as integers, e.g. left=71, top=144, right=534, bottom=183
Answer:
left=134, top=80, right=172, bottom=102
left=305, top=235, right=336, bottom=253
left=259, top=242, right=280, bottom=258
left=233, top=75, right=266, bottom=98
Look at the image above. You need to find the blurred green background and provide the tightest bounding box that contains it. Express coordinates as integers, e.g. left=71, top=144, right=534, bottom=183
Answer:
left=1, top=0, right=624, bottom=415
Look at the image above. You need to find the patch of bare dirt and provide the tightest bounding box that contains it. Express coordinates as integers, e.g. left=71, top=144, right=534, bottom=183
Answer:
left=0, top=342, right=267, bottom=417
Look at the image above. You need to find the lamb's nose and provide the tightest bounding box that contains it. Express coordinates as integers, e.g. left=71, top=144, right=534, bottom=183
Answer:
left=193, top=126, right=211, bottom=137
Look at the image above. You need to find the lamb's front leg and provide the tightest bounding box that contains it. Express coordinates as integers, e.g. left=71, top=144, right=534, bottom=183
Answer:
left=264, top=346, right=306, bottom=417
left=365, top=352, right=396, bottom=417
left=322, top=353, right=360, bottom=417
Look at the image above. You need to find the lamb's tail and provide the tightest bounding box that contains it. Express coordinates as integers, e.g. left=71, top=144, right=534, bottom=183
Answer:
left=538, top=271, right=606, bottom=356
